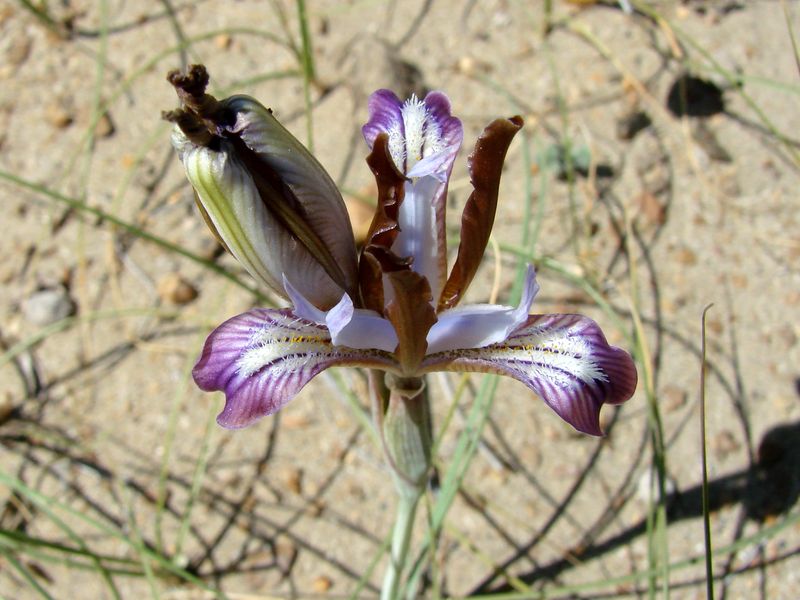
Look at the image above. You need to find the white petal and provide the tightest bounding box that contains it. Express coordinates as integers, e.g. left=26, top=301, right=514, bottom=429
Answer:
left=330, top=307, right=399, bottom=352
left=393, top=176, right=442, bottom=298
left=285, top=276, right=398, bottom=352
left=426, top=266, right=539, bottom=354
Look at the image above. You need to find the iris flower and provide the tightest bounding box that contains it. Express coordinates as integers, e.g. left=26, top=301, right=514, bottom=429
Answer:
left=166, top=65, right=636, bottom=438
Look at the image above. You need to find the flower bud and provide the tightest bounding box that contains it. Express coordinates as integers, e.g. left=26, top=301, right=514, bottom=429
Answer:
left=382, top=375, right=432, bottom=497
left=166, top=65, right=358, bottom=309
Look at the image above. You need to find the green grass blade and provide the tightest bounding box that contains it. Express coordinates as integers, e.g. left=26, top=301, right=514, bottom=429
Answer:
left=700, top=304, right=715, bottom=600
left=0, top=480, right=123, bottom=599
left=296, top=0, right=316, bottom=152
left=405, top=375, right=500, bottom=595
left=174, top=405, right=217, bottom=558
left=0, top=546, right=55, bottom=600
left=0, top=170, right=264, bottom=300
left=0, top=471, right=228, bottom=598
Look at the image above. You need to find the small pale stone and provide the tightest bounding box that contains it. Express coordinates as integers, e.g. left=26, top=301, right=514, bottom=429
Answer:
left=662, top=385, right=686, bottom=413
left=157, top=273, right=198, bottom=305
left=6, top=34, right=32, bottom=67
left=281, top=466, right=303, bottom=495
left=636, top=469, right=676, bottom=504
left=635, top=190, right=666, bottom=226
left=312, top=575, right=333, bottom=593
left=46, top=103, right=73, bottom=128
left=706, top=318, right=723, bottom=335
left=458, top=56, right=476, bottom=76
left=214, top=33, right=232, bottom=49
left=711, top=429, right=740, bottom=461
left=730, top=274, right=747, bottom=289
left=94, top=113, right=115, bottom=138
left=675, top=247, right=698, bottom=266
left=22, top=287, right=75, bottom=326
left=282, top=413, right=312, bottom=429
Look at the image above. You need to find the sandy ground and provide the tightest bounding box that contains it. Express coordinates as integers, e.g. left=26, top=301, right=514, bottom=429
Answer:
left=1, top=0, right=799, bottom=598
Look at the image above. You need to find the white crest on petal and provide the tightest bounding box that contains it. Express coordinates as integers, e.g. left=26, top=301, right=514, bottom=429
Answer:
left=422, top=112, right=443, bottom=159
left=237, top=313, right=329, bottom=377
left=387, top=95, right=444, bottom=175
left=476, top=322, right=609, bottom=387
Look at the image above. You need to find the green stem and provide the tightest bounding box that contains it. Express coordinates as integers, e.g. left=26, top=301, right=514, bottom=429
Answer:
left=296, top=0, right=315, bottom=152
left=375, top=374, right=432, bottom=599
left=381, top=490, right=421, bottom=600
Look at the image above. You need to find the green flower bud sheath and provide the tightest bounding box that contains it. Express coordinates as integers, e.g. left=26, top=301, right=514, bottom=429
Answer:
left=372, top=372, right=432, bottom=600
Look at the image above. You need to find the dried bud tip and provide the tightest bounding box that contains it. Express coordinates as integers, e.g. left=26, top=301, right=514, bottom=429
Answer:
left=162, top=108, right=216, bottom=147
left=167, top=64, right=222, bottom=120
left=167, top=64, right=210, bottom=103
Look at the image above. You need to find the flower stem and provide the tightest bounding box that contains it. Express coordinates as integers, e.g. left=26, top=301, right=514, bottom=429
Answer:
left=381, top=489, right=421, bottom=600
left=372, top=372, right=432, bottom=600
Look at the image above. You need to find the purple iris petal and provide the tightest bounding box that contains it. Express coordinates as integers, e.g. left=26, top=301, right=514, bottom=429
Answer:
left=362, top=89, right=403, bottom=151
left=193, top=308, right=395, bottom=428
left=422, top=313, right=638, bottom=435
left=405, top=91, right=463, bottom=179
left=361, top=89, right=464, bottom=300
left=426, top=266, right=539, bottom=354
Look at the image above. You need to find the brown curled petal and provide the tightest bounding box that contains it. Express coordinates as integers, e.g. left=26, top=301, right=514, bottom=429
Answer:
left=358, top=250, right=385, bottom=314
left=437, top=116, right=523, bottom=312
left=384, top=270, right=437, bottom=374
left=362, top=133, right=406, bottom=250
left=358, top=133, right=413, bottom=311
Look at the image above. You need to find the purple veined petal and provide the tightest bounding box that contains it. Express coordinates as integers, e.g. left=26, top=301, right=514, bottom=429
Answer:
left=193, top=308, right=397, bottom=429
left=398, top=93, right=462, bottom=177
left=284, top=275, right=399, bottom=352
left=422, top=313, right=638, bottom=435
left=362, top=89, right=404, bottom=160
left=362, top=89, right=463, bottom=178
left=426, top=266, right=539, bottom=354
left=406, top=91, right=463, bottom=179
left=363, top=90, right=463, bottom=297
